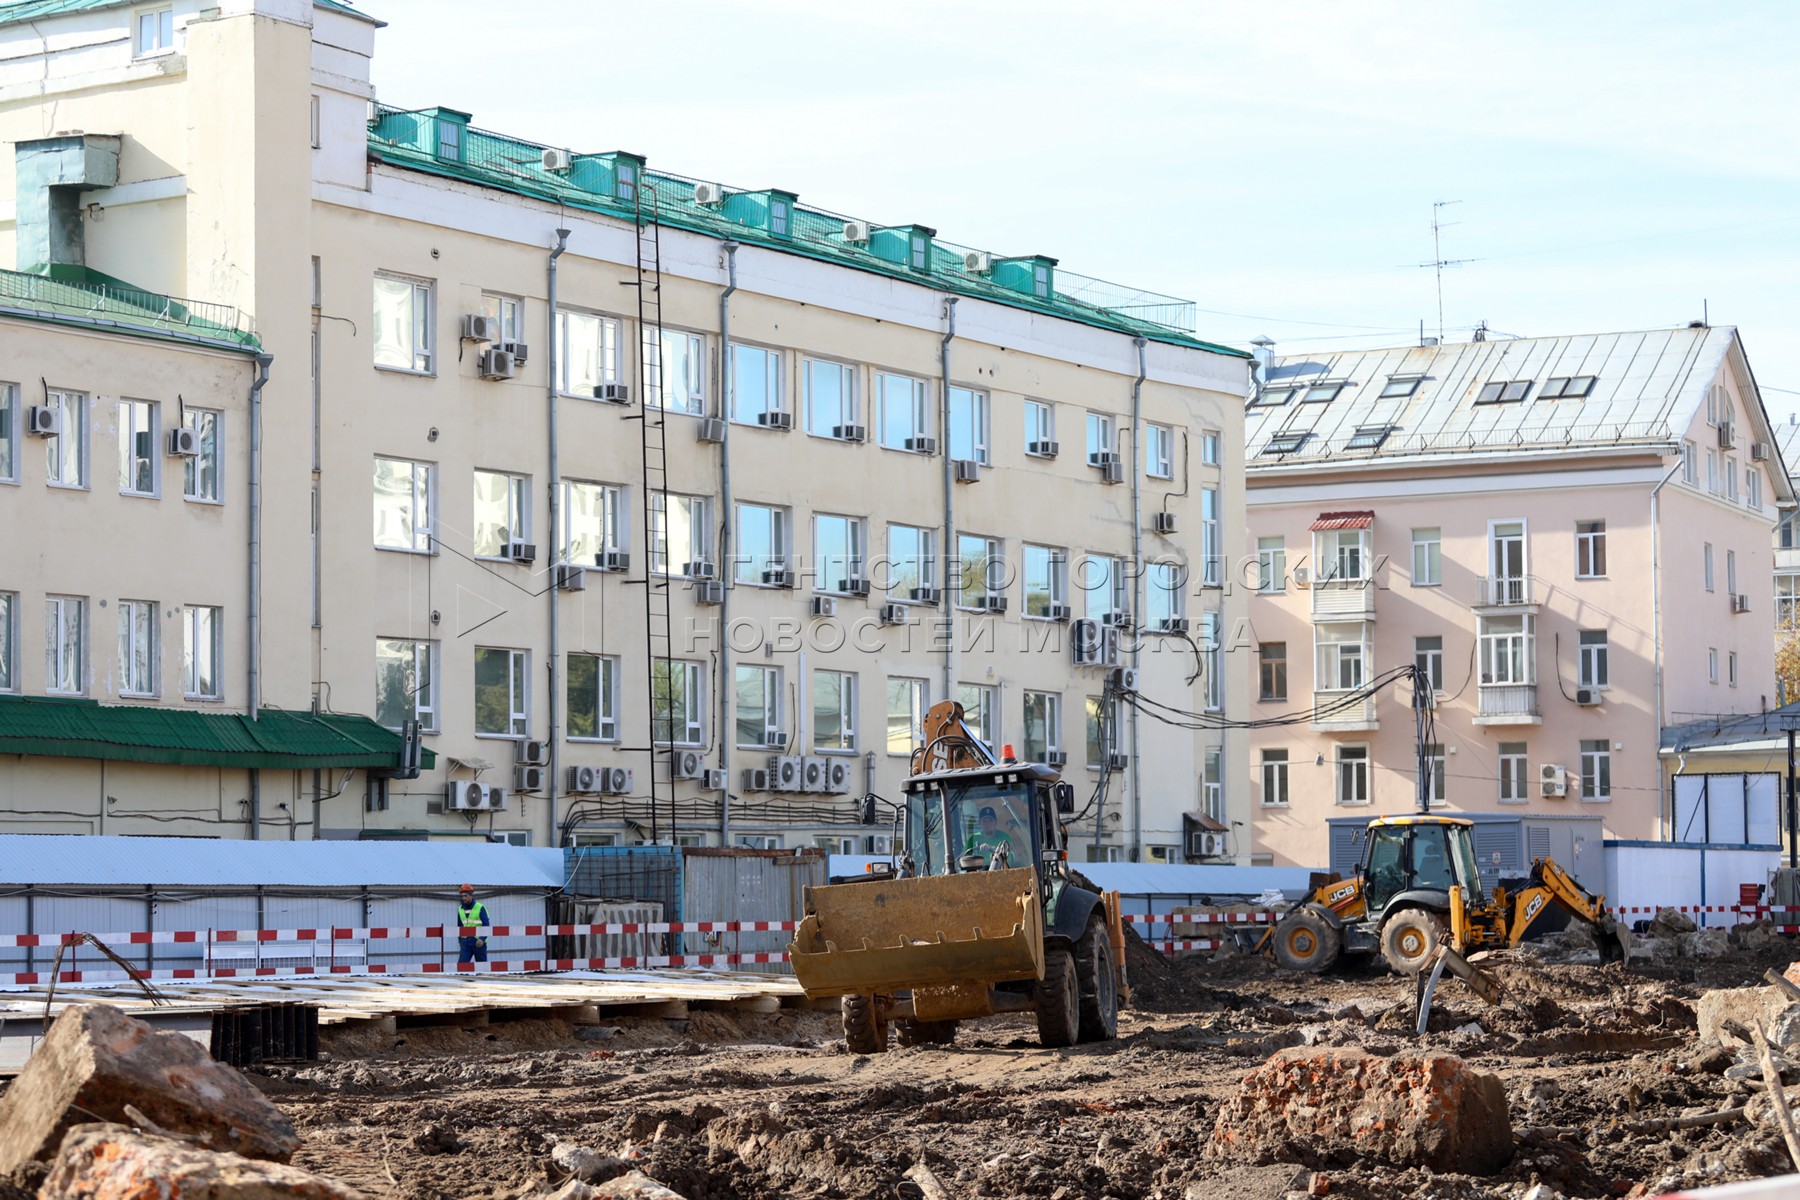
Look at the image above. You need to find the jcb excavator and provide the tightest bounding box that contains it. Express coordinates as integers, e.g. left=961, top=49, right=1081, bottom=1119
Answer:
left=788, top=701, right=1128, bottom=1052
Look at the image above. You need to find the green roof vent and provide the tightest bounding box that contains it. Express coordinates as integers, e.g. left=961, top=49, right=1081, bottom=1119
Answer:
left=570, top=151, right=646, bottom=204
left=720, top=189, right=798, bottom=238
left=868, top=224, right=937, bottom=273
left=370, top=106, right=471, bottom=163
left=992, top=255, right=1057, bottom=299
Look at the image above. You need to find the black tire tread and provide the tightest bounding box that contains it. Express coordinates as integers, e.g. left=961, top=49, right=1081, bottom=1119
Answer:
left=1035, top=947, right=1080, bottom=1048
left=842, top=994, right=887, bottom=1054
left=1074, top=919, right=1119, bottom=1043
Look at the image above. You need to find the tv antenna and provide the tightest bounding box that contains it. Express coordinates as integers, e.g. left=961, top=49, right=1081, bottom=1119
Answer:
left=1419, top=200, right=1475, bottom=343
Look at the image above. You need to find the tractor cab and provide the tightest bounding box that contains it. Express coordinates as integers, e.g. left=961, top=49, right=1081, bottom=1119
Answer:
left=899, top=763, right=1076, bottom=885
left=1358, top=816, right=1486, bottom=915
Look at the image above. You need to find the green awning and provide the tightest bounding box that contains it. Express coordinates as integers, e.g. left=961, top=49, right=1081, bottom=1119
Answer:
left=0, top=696, right=434, bottom=771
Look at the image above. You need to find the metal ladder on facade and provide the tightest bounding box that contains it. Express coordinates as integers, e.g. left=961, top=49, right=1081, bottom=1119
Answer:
left=630, top=186, right=675, bottom=843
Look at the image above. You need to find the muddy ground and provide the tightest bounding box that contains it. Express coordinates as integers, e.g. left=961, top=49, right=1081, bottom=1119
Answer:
left=202, top=935, right=1800, bottom=1200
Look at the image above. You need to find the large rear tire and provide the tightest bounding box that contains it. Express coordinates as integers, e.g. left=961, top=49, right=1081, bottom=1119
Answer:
left=895, top=1018, right=958, bottom=1047
left=1035, top=947, right=1080, bottom=1048
left=1272, top=908, right=1341, bottom=973
left=842, top=994, right=888, bottom=1054
left=1075, top=919, right=1119, bottom=1043
left=1379, top=908, right=1447, bottom=976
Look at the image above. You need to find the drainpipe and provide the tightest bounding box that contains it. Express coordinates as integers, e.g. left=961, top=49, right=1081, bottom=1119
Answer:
left=1649, top=456, right=1683, bottom=841
left=247, top=352, right=272, bottom=840
left=940, top=299, right=959, bottom=703
left=717, top=241, right=739, bottom=847
left=547, top=228, right=571, bottom=847
left=1127, top=337, right=1147, bottom=861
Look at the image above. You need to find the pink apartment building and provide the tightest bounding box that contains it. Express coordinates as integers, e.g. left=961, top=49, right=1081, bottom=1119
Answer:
left=1242, top=327, right=1790, bottom=868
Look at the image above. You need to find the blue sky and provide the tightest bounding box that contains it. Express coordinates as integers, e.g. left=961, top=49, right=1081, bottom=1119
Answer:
left=367, top=1, right=1800, bottom=417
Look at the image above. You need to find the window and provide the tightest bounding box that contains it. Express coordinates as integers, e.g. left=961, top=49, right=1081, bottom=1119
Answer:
left=1498, top=742, right=1528, bottom=804
left=1257, top=537, right=1286, bottom=593
left=650, top=493, right=707, bottom=576
left=813, top=514, right=865, bottom=592
left=1709, top=647, right=1719, bottom=683
left=769, top=196, right=791, bottom=236
left=1261, top=749, right=1289, bottom=806
left=1318, top=528, right=1368, bottom=582
left=886, top=523, right=936, bottom=601
left=646, top=330, right=705, bottom=415
left=736, top=665, right=782, bottom=747
left=1412, top=528, right=1441, bottom=586
left=1707, top=450, right=1719, bottom=494
left=563, top=480, right=624, bottom=565
left=133, top=6, right=174, bottom=56
left=1415, top=635, right=1443, bottom=693
left=1784, top=512, right=1800, bottom=551
left=474, top=646, right=529, bottom=737
left=1490, top=521, right=1526, bottom=595
left=1423, top=743, right=1446, bottom=807
left=803, top=358, right=857, bottom=438
left=1476, top=380, right=1531, bottom=404
left=1203, top=748, right=1223, bottom=820
left=182, top=604, right=222, bottom=700
left=1085, top=695, right=1120, bottom=767
left=1751, top=468, right=1764, bottom=511
left=481, top=294, right=525, bottom=347
left=653, top=660, right=704, bottom=745
left=46, top=595, right=84, bottom=694
left=956, top=683, right=996, bottom=743
left=1727, top=459, right=1740, bottom=503
left=1336, top=745, right=1370, bottom=805
left=372, top=274, right=433, bottom=373
left=373, top=457, right=435, bottom=553
left=1780, top=575, right=1800, bottom=626
left=0, top=382, right=14, bottom=483
left=956, top=534, right=1002, bottom=609
left=118, top=400, right=157, bottom=496
left=1145, top=561, right=1186, bottom=630
left=1379, top=375, right=1422, bottom=399
left=1022, top=691, right=1060, bottom=762
left=566, top=653, right=620, bottom=741
left=1346, top=424, right=1394, bottom=451
left=182, top=409, right=221, bottom=502
left=1316, top=623, right=1368, bottom=691
left=472, top=470, right=529, bottom=559
left=1579, top=740, right=1611, bottom=801
left=948, top=386, right=989, bottom=465
left=436, top=119, right=463, bottom=162
left=1085, top=412, right=1115, bottom=463
left=1727, top=548, right=1738, bottom=596
left=876, top=372, right=930, bottom=449
left=1023, top=545, right=1067, bottom=618
left=554, top=311, right=623, bottom=397
left=0, top=591, right=14, bottom=692
left=1707, top=383, right=1722, bottom=426
left=1258, top=643, right=1287, bottom=702
left=117, top=600, right=156, bottom=698
left=1145, top=423, right=1173, bottom=478
left=1729, top=651, right=1739, bottom=688
left=1202, top=611, right=1223, bottom=711
left=1025, top=401, right=1055, bottom=454
left=1200, top=488, right=1221, bottom=585
left=1479, top=614, right=1534, bottom=685
left=1253, top=386, right=1295, bottom=407
left=1681, top=441, right=1697, bottom=485
left=1262, top=431, right=1311, bottom=457
left=1081, top=553, right=1129, bottom=623
left=736, top=502, right=790, bottom=584
left=375, top=638, right=437, bottom=732
left=813, top=670, right=856, bottom=752
left=886, top=678, right=928, bottom=755
left=1576, top=521, right=1606, bottom=578
left=1578, top=630, right=1608, bottom=689
left=1200, top=430, right=1220, bottom=465
left=44, top=390, right=87, bottom=487
left=1704, top=542, right=1715, bottom=591
left=1543, top=376, right=1596, bottom=399
left=1301, top=382, right=1345, bottom=403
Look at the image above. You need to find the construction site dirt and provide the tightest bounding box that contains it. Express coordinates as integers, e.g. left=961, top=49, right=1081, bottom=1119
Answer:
left=12, top=933, right=1799, bottom=1200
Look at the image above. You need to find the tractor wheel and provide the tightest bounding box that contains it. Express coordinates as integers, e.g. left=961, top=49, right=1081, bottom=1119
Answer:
left=1272, top=908, right=1341, bottom=973
left=895, top=1018, right=958, bottom=1047
left=1380, top=908, right=1448, bottom=976
left=1035, top=946, right=1080, bottom=1048
left=842, top=994, right=888, bottom=1054
left=1075, top=918, right=1119, bottom=1043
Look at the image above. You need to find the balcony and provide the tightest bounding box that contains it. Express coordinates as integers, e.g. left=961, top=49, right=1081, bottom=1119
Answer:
left=1474, top=575, right=1537, bottom=613
left=1474, top=682, right=1541, bottom=726
left=1311, top=691, right=1379, bottom=733
left=1310, top=578, right=1376, bottom=622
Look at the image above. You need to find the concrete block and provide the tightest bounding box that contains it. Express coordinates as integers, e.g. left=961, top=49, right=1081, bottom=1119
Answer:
left=41, top=1124, right=363, bottom=1199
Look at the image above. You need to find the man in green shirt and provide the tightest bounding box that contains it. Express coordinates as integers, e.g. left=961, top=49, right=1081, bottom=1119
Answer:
left=965, top=805, right=1018, bottom=867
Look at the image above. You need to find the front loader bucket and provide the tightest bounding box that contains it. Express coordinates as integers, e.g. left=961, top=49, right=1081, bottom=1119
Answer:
left=788, top=867, right=1045, bottom=999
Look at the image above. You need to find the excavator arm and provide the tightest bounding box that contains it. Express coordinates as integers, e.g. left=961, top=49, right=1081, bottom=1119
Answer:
left=1504, top=858, right=1633, bottom=963
left=910, top=701, right=997, bottom=775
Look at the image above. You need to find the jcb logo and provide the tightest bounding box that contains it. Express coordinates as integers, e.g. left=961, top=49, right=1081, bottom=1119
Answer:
left=1327, top=883, right=1357, bottom=905
left=1524, top=895, right=1546, bottom=923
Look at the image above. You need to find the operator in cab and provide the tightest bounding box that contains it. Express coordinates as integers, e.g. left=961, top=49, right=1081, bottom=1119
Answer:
left=965, top=805, right=1018, bottom=867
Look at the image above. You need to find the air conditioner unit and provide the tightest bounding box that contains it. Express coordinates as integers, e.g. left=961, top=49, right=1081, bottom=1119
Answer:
left=981, top=594, right=1008, bottom=613
left=1152, top=511, right=1177, bottom=534
left=701, top=768, right=728, bottom=791
left=26, top=406, right=60, bottom=437
left=485, top=785, right=510, bottom=812
left=1044, top=749, right=1068, bottom=768
left=1188, top=830, right=1225, bottom=858
left=1106, top=751, right=1130, bottom=771
left=1752, top=441, right=1771, bottom=463
left=910, top=586, right=941, bottom=605
left=696, top=581, right=725, bottom=605
left=692, top=181, right=723, bottom=206
left=516, top=739, right=549, bottom=766
left=566, top=764, right=601, bottom=793
left=1159, top=617, right=1190, bottom=635
left=801, top=756, right=827, bottom=793
left=682, top=560, right=716, bottom=581
left=698, top=418, right=727, bottom=444
left=1718, top=422, right=1735, bottom=450
left=596, top=549, right=630, bottom=572
left=1028, top=439, right=1060, bottom=458
left=904, top=435, right=938, bottom=455
left=1292, top=567, right=1313, bottom=589
left=963, top=251, right=993, bottom=273
left=501, top=341, right=530, bottom=365
left=479, top=348, right=516, bottom=380
left=1574, top=688, right=1602, bottom=706
left=445, top=781, right=489, bottom=811
left=1102, top=610, right=1133, bottom=629
left=842, top=220, right=871, bottom=244
left=1541, top=764, right=1568, bottom=798
left=674, top=749, right=706, bottom=779
left=1089, top=450, right=1121, bottom=468
left=840, top=578, right=872, bottom=598
left=1102, top=627, right=1125, bottom=668
left=826, top=759, right=853, bottom=794
left=597, top=766, right=634, bottom=795
left=542, top=147, right=573, bottom=172
left=878, top=603, right=909, bottom=626
left=166, top=427, right=200, bottom=456
left=954, top=459, right=980, bottom=484
left=1110, top=666, right=1139, bottom=693
left=1733, top=593, right=1751, bottom=613
left=764, top=730, right=788, bottom=749
left=756, top=410, right=794, bottom=430
left=514, top=764, right=545, bottom=792
left=505, top=540, right=536, bottom=564
left=1072, top=619, right=1104, bottom=666
left=556, top=563, right=588, bottom=591
left=594, top=383, right=631, bottom=404
left=1045, top=602, right=1071, bottom=622
left=833, top=424, right=866, bottom=443
left=742, top=768, right=771, bottom=792
left=462, top=314, right=498, bottom=342
left=763, top=567, right=796, bottom=588
left=1101, top=460, right=1125, bottom=485
left=810, top=596, right=838, bottom=619
left=768, top=754, right=801, bottom=790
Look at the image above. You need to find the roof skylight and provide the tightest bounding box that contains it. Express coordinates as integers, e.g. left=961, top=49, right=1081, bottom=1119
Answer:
left=1300, top=383, right=1346, bottom=403
left=1542, top=375, right=1597, bottom=399
left=1252, top=386, right=1295, bottom=407
left=1262, top=432, right=1312, bottom=456
left=1346, top=424, right=1396, bottom=451
left=1476, top=380, right=1532, bottom=404
left=1378, top=375, right=1423, bottom=399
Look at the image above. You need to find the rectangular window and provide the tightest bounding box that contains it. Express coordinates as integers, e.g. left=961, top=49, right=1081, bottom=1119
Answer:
left=736, top=502, right=790, bottom=584
left=118, top=399, right=158, bottom=496
left=183, top=409, right=221, bottom=502
left=736, top=665, right=782, bottom=747
left=886, top=678, right=928, bottom=756
left=1085, top=695, right=1119, bottom=767
left=1145, top=423, right=1173, bottom=478
left=1412, top=528, right=1441, bottom=586
left=1024, top=401, right=1055, bottom=453
left=1258, top=642, right=1287, bottom=702
left=876, top=372, right=930, bottom=449
left=1415, top=635, right=1443, bottom=693
left=372, top=274, right=433, bottom=373
left=1086, top=412, right=1115, bottom=463
left=803, top=358, right=857, bottom=437
left=1476, top=380, right=1531, bottom=404
left=1379, top=375, right=1422, bottom=399
left=650, top=493, right=707, bottom=576
left=1261, top=750, right=1289, bottom=807
left=0, top=591, right=14, bottom=692
left=1301, top=382, right=1345, bottom=403
left=1575, top=521, right=1606, bottom=578
left=45, top=390, right=87, bottom=487
left=1145, top=560, right=1187, bottom=629
left=652, top=660, right=704, bottom=746
left=886, top=523, right=936, bottom=601
left=472, top=470, right=529, bottom=559
left=1422, top=743, right=1447, bottom=806
left=46, top=595, right=85, bottom=694
left=563, top=480, right=624, bottom=565
left=1318, top=528, right=1368, bottom=582
left=1780, top=575, right=1800, bottom=627
left=1316, top=623, right=1369, bottom=691
left=1200, top=430, right=1220, bottom=465
left=813, top=513, right=865, bottom=592
left=1336, top=745, right=1370, bottom=805
left=0, top=382, right=15, bottom=483
left=1203, top=610, right=1223, bottom=712
left=473, top=646, right=529, bottom=738
left=1728, top=548, right=1738, bottom=596
left=1201, top=488, right=1221, bottom=585
left=813, top=670, right=856, bottom=752
left=375, top=638, right=437, bottom=732
left=372, top=457, right=435, bottom=553
left=182, top=604, right=222, bottom=700
left=957, top=534, right=1002, bottom=609
left=1709, top=646, right=1719, bottom=683
left=1579, top=739, right=1611, bottom=801
left=948, top=386, right=989, bottom=465
left=1478, top=614, right=1534, bottom=685
left=558, top=310, right=623, bottom=396
left=645, top=329, right=705, bottom=415
left=1081, top=553, right=1129, bottom=623
left=956, top=683, right=996, bottom=743
left=1729, top=651, right=1739, bottom=688
left=1681, top=440, right=1697, bottom=485
left=1257, top=537, right=1286, bottom=593
left=1707, top=449, right=1719, bottom=494
left=1751, top=469, right=1764, bottom=511
left=1497, top=742, right=1528, bottom=804
left=1023, top=545, right=1068, bottom=618
left=1578, top=629, right=1609, bottom=689
left=1022, top=690, right=1060, bottom=762
left=1727, top=459, right=1740, bottom=503
left=481, top=293, right=525, bottom=346
left=117, top=599, right=156, bottom=698
left=566, top=653, right=620, bottom=741
left=1704, top=542, right=1715, bottom=591
left=1203, top=748, right=1223, bottom=820
left=134, top=6, right=174, bottom=56
left=1489, top=520, right=1526, bottom=596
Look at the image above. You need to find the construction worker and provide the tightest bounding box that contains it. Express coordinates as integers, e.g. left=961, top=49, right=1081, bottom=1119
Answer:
left=456, top=884, right=491, bottom=964
left=965, top=805, right=1017, bottom=867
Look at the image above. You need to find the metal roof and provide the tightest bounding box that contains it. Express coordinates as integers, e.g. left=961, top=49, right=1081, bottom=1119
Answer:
left=0, top=835, right=564, bottom=888
left=1309, top=511, right=1374, bottom=531
left=0, top=0, right=381, bottom=28
left=0, top=268, right=259, bottom=352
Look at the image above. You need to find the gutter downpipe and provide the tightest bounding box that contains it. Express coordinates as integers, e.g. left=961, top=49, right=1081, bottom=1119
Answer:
left=940, top=299, right=959, bottom=704
left=717, top=242, right=739, bottom=846
left=547, top=228, right=571, bottom=848
left=1650, top=456, right=1682, bottom=841
left=247, top=352, right=272, bottom=840
left=1128, top=337, right=1147, bottom=861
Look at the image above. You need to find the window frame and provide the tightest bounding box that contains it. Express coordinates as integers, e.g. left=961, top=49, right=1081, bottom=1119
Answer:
left=956, top=533, right=1003, bottom=610
left=480, top=293, right=525, bottom=346
left=372, top=456, right=437, bottom=555
left=1085, top=694, right=1120, bottom=768
left=886, top=677, right=929, bottom=756
left=1145, top=560, right=1187, bottom=630
left=132, top=5, right=175, bottom=58
left=646, top=328, right=706, bottom=415
left=1261, top=749, right=1289, bottom=807
left=1475, top=380, right=1532, bottom=404
left=562, top=479, right=625, bottom=566
left=1024, top=400, right=1055, bottom=454
left=812, top=669, right=857, bottom=753
left=1415, top=635, right=1444, bottom=694
left=1681, top=440, right=1697, bottom=485
left=1022, top=689, right=1061, bottom=762
left=0, top=590, right=15, bottom=693
left=948, top=385, right=990, bottom=466
left=1578, top=629, right=1609, bottom=690
left=1085, top=412, right=1115, bottom=464
left=1411, top=528, right=1441, bottom=587
left=885, top=523, right=936, bottom=603
left=473, top=645, right=530, bottom=739
left=652, top=659, right=705, bottom=747
left=566, top=652, right=621, bottom=742
left=118, top=399, right=159, bottom=498
left=956, top=683, right=997, bottom=744
left=802, top=357, right=859, bottom=439
left=875, top=371, right=931, bottom=450
left=182, top=603, right=223, bottom=702
left=117, top=599, right=157, bottom=699
left=45, top=594, right=86, bottom=695
left=1579, top=739, right=1611, bottom=802
left=1497, top=742, right=1529, bottom=804
left=1335, top=744, right=1371, bottom=806
left=182, top=409, right=222, bottom=504
left=1080, top=552, right=1130, bottom=624
left=735, top=664, right=783, bottom=749
left=1478, top=613, right=1535, bottom=685
left=1258, top=642, right=1287, bottom=702
left=0, top=382, right=16, bottom=485
left=375, top=637, right=439, bottom=733
left=1315, top=622, right=1370, bottom=692
left=557, top=309, right=625, bottom=398
left=1144, top=422, right=1173, bottom=479
left=1200, top=487, right=1221, bottom=586
left=45, top=389, right=88, bottom=489
left=472, top=469, right=531, bottom=561
left=372, top=273, right=435, bottom=375
left=1022, top=544, right=1068, bottom=619
left=1575, top=520, right=1607, bottom=579
left=735, top=501, right=792, bottom=585
left=1704, top=542, right=1715, bottom=592
left=650, top=492, right=708, bottom=576
left=1256, top=537, right=1286, bottom=593
left=727, top=342, right=785, bottom=425
left=813, top=512, right=866, bottom=594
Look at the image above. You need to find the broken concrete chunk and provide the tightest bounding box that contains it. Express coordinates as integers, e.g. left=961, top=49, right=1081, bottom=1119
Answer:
left=590, top=1170, right=690, bottom=1199
left=551, top=1142, right=630, bottom=1183
left=0, top=1003, right=299, bottom=1175
left=1696, top=987, right=1786, bottom=1046
left=1688, top=928, right=1731, bottom=958
left=1770, top=1003, right=1800, bottom=1052
left=39, top=1124, right=363, bottom=1199
left=1649, top=907, right=1698, bottom=936
left=1208, top=1046, right=1513, bottom=1175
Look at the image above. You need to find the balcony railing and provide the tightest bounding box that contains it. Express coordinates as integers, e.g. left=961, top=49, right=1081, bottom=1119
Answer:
left=1476, top=682, right=1540, bottom=724
left=1476, top=576, right=1533, bottom=607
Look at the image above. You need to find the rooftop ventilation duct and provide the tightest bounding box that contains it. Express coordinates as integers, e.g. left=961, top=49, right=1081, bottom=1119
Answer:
left=14, top=133, right=120, bottom=271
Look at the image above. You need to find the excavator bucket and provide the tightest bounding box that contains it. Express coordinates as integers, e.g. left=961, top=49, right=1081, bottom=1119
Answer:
left=789, top=867, right=1045, bottom=1000
left=1596, top=918, right=1634, bottom=965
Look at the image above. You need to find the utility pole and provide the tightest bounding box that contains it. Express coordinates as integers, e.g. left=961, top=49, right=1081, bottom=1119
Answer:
left=1419, top=200, right=1474, bottom=343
